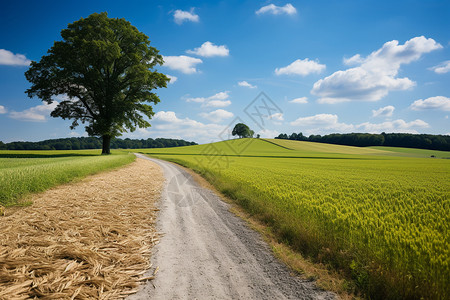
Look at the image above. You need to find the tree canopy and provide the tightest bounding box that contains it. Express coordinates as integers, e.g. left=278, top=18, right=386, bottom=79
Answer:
left=275, top=132, right=450, bottom=151
left=232, top=123, right=254, bottom=138
left=0, top=137, right=197, bottom=151
left=25, top=12, right=169, bottom=154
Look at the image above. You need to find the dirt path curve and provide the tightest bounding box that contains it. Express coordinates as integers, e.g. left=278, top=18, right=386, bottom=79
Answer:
left=131, top=154, right=336, bottom=300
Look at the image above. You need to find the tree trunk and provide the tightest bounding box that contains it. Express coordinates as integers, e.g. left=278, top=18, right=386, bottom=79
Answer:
left=102, top=135, right=111, bottom=155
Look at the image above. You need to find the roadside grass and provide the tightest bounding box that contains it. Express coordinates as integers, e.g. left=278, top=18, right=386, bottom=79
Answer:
left=0, top=150, right=134, bottom=207
left=139, top=139, right=450, bottom=299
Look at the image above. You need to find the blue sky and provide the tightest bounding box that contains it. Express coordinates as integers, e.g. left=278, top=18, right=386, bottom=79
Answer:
left=1, top=0, right=449, bottom=143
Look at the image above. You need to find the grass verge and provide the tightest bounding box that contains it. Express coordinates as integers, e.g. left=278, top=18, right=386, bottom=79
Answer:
left=0, top=150, right=135, bottom=207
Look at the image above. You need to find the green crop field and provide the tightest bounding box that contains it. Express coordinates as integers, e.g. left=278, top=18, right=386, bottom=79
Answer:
left=140, top=138, right=450, bottom=299
left=0, top=150, right=134, bottom=207
left=369, top=145, right=450, bottom=158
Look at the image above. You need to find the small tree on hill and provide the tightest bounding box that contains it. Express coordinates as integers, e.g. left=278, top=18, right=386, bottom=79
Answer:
left=25, top=12, right=169, bottom=154
left=232, top=123, right=254, bottom=138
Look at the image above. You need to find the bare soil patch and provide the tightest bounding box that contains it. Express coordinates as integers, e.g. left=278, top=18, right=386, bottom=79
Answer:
left=0, top=158, right=164, bottom=299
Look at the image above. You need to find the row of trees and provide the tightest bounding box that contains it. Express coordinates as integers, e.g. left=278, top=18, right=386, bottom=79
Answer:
left=0, top=137, right=197, bottom=151
left=275, top=132, right=450, bottom=151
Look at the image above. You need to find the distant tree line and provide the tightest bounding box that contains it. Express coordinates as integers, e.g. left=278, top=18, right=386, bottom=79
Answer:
left=275, top=132, right=450, bottom=151
left=0, top=137, right=197, bottom=151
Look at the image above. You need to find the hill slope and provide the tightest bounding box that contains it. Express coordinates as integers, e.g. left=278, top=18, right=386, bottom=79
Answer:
left=143, top=138, right=450, bottom=158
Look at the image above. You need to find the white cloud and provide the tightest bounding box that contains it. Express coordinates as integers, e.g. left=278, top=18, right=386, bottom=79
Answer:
left=289, top=113, right=429, bottom=134
left=186, top=41, right=229, bottom=57
left=151, top=111, right=227, bottom=143
left=0, top=49, right=31, bottom=66
left=186, top=96, right=206, bottom=103
left=289, top=97, right=308, bottom=104
left=200, top=109, right=234, bottom=122
left=430, top=60, right=450, bottom=74
left=372, top=105, right=395, bottom=117
left=343, top=54, right=363, bottom=66
left=410, top=96, right=450, bottom=111
left=153, top=111, right=181, bottom=123
left=0, top=105, right=7, bottom=114
left=312, top=36, right=443, bottom=103
left=166, top=75, right=178, bottom=84
left=163, top=55, right=203, bottom=74
left=173, top=9, right=199, bottom=24
left=203, top=100, right=232, bottom=108
left=186, top=91, right=231, bottom=108
left=290, top=113, right=339, bottom=127
left=209, top=91, right=229, bottom=100
left=256, top=3, right=297, bottom=15
left=358, top=119, right=429, bottom=133
left=186, top=91, right=229, bottom=103
left=238, top=81, right=257, bottom=89
left=9, top=102, right=58, bottom=122
left=275, top=58, right=326, bottom=76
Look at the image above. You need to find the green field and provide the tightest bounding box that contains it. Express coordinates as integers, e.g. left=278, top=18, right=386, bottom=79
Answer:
left=369, top=145, right=450, bottom=158
left=0, top=150, right=134, bottom=207
left=140, top=139, right=450, bottom=299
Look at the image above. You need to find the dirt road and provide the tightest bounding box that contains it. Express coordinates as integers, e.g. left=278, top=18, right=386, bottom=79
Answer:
left=131, top=154, right=336, bottom=300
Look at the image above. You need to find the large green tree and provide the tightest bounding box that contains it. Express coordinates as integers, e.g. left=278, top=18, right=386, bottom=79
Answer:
left=232, top=123, right=254, bottom=139
left=25, top=12, right=169, bottom=154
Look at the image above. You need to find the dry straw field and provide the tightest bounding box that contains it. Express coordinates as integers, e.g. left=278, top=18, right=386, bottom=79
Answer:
left=0, top=158, right=164, bottom=299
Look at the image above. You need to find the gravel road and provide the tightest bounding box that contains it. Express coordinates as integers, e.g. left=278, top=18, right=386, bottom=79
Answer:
left=130, top=154, right=336, bottom=300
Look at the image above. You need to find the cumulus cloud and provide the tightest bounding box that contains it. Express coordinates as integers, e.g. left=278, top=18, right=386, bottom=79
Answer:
left=289, top=113, right=429, bottom=134
left=410, top=96, right=450, bottom=111
left=200, top=109, right=234, bottom=122
left=429, top=60, right=450, bottom=74
left=0, top=49, right=31, bottom=66
left=166, top=75, right=178, bottom=84
left=275, top=58, right=326, bottom=76
left=256, top=3, right=297, bottom=15
left=153, top=111, right=181, bottom=123
left=163, top=55, right=203, bottom=74
left=151, top=111, right=227, bottom=143
left=238, top=81, right=257, bottom=89
left=358, top=119, right=429, bottom=133
left=372, top=105, right=395, bottom=117
left=186, top=41, right=229, bottom=57
left=173, top=9, right=199, bottom=24
left=290, top=113, right=339, bottom=127
left=0, top=105, right=7, bottom=114
left=289, top=97, right=308, bottom=104
left=343, top=54, right=363, bottom=66
left=186, top=91, right=231, bottom=107
left=9, top=102, right=58, bottom=122
left=203, top=100, right=231, bottom=108
left=312, top=36, right=442, bottom=103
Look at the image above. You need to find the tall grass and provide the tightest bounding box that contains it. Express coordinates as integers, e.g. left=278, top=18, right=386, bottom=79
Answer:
left=0, top=151, right=134, bottom=207
left=140, top=139, right=450, bottom=299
